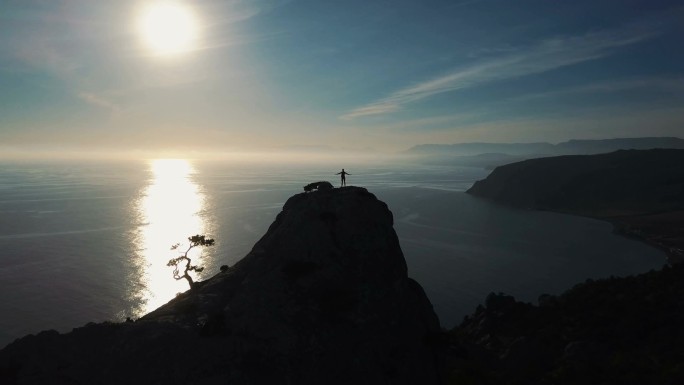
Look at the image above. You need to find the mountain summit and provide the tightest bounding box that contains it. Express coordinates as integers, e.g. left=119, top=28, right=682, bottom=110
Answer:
left=0, top=186, right=442, bottom=385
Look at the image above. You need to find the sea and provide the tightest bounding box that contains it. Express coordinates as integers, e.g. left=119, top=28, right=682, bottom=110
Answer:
left=0, top=159, right=665, bottom=348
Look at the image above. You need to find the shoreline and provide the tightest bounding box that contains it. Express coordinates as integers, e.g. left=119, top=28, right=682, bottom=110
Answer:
left=464, top=191, right=680, bottom=266
left=607, top=212, right=684, bottom=265
left=532, top=207, right=683, bottom=265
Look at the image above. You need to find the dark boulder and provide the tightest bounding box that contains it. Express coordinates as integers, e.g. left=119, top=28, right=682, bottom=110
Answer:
left=303, top=181, right=334, bottom=192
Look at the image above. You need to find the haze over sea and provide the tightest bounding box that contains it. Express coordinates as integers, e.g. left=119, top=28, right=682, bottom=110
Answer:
left=0, top=159, right=664, bottom=348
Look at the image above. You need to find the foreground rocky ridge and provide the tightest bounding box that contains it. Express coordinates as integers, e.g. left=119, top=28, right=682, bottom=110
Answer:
left=446, top=263, right=684, bottom=384
left=0, top=187, right=443, bottom=385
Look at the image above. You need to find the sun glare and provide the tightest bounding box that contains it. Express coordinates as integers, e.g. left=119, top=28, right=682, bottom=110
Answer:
left=138, top=1, right=199, bottom=56
left=130, top=159, right=209, bottom=316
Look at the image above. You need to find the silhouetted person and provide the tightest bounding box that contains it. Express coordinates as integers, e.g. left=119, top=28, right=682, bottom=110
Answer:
left=336, top=169, right=351, bottom=187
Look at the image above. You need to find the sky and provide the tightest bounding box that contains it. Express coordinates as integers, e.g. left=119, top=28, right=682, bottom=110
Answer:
left=0, top=0, right=682, bottom=158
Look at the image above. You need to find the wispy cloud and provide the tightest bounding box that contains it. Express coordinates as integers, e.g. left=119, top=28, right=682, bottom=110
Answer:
left=14, top=42, right=82, bottom=78
left=341, top=25, right=658, bottom=120
left=358, top=112, right=484, bottom=133
left=77, top=92, right=121, bottom=114
left=363, top=75, right=684, bottom=136
left=15, top=40, right=123, bottom=114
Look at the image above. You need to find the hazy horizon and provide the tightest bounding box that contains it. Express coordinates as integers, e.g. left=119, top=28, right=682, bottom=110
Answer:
left=3, top=135, right=684, bottom=162
left=1, top=1, right=683, bottom=158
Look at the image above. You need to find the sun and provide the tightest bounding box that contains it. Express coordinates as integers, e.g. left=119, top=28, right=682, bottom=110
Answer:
left=138, top=1, right=199, bottom=56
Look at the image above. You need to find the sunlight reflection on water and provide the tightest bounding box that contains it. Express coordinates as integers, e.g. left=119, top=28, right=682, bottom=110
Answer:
left=129, top=159, right=209, bottom=317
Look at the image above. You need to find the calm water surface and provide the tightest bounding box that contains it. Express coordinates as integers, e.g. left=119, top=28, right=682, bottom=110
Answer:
left=0, top=160, right=664, bottom=347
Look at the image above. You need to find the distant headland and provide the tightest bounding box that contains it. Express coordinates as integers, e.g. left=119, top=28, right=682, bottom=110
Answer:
left=467, top=149, right=684, bottom=262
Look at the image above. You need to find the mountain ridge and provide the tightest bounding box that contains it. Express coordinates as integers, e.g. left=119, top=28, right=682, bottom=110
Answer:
left=406, top=137, right=684, bottom=157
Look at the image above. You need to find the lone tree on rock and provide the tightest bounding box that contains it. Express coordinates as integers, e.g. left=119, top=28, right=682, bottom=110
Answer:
left=167, top=234, right=215, bottom=289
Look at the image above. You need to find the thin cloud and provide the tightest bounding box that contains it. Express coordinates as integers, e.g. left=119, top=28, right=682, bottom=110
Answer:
left=341, top=25, right=658, bottom=120
left=390, top=77, right=684, bottom=132
left=359, top=112, right=483, bottom=133
left=15, top=43, right=81, bottom=78
left=78, top=92, right=121, bottom=114
left=341, top=104, right=400, bottom=120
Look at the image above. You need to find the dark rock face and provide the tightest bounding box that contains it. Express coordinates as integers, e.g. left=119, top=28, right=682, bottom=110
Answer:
left=467, top=149, right=684, bottom=216
left=0, top=187, right=442, bottom=385
left=446, top=265, right=684, bottom=384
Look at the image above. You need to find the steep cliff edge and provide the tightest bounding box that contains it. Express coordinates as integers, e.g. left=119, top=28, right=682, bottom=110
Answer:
left=0, top=187, right=443, bottom=385
left=467, top=149, right=684, bottom=260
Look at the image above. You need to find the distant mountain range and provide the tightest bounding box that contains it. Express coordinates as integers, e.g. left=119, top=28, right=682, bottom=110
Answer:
left=406, top=137, right=684, bottom=157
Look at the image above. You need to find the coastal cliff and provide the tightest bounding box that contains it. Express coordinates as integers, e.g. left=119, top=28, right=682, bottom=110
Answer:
left=467, top=149, right=684, bottom=216
left=0, top=187, right=443, bottom=385
left=467, top=149, right=684, bottom=260
left=448, top=151, right=684, bottom=383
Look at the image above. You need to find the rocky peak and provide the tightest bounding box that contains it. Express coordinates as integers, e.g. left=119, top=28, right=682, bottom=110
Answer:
left=1, top=187, right=443, bottom=385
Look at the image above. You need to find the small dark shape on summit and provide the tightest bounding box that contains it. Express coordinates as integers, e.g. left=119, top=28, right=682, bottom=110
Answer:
left=303, top=181, right=334, bottom=192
